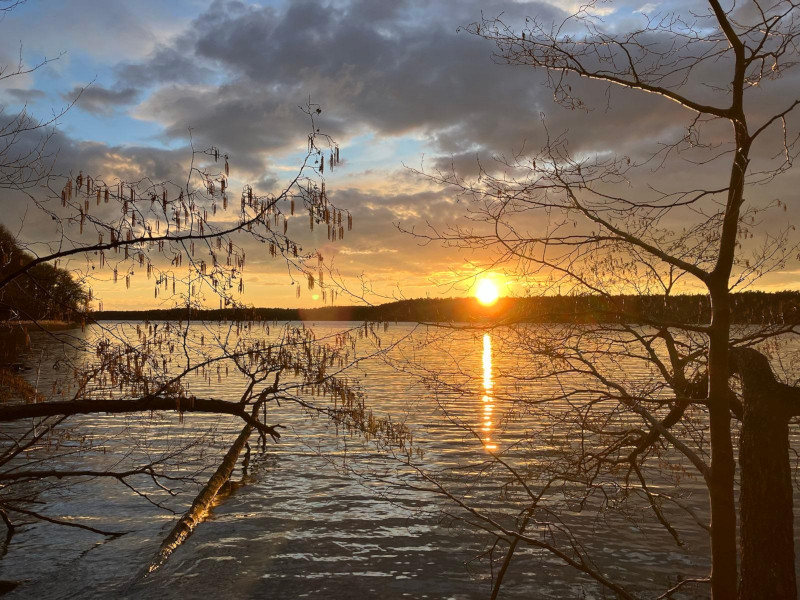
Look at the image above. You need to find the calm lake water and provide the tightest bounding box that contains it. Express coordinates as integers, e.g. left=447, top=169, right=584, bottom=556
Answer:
left=2, top=321, right=795, bottom=599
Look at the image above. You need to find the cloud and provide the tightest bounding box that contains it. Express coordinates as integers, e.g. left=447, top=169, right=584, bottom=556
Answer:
left=133, top=81, right=329, bottom=173
left=0, top=0, right=182, bottom=63
left=122, top=0, right=766, bottom=171
left=116, top=45, right=215, bottom=87
left=100, top=0, right=800, bottom=298
left=64, top=84, right=138, bottom=116
left=121, top=0, right=567, bottom=159
left=5, top=88, right=45, bottom=102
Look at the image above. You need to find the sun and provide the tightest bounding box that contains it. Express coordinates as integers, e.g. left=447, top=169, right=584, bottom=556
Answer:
left=475, top=278, right=500, bottom=306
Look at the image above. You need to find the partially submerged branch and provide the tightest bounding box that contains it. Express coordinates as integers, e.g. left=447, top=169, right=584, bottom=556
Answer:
left=145, top=412, right=257, bottom=573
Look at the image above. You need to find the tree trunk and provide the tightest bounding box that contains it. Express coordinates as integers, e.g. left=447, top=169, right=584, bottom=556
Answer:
left=704, top=46, right=751, bottom=589
left=734, top=348, right=797, bottom=599
left=708, top=289, right=739, bottom=599
left=145, top=418, right=255, bottom=573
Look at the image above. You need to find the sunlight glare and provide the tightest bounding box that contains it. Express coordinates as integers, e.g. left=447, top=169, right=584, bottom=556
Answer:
left=481, top=333, right=496, bottom=452
left=482, top=335, right=493, bottom=390
left=475, top=278, right=500, bottom=306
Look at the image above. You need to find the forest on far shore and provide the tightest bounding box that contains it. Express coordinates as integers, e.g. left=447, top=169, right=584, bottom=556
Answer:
left=93, top=290, right=800, bottom=325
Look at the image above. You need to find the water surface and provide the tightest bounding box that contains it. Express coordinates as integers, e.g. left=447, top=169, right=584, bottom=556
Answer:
left=3, top=321, right=788, bottom=599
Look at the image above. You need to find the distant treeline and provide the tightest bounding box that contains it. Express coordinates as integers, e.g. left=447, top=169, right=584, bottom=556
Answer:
left=93, top=291, right=800, bottom=325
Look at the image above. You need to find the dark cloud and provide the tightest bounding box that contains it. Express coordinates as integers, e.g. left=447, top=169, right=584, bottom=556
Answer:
left=346, top=0, right=411, bottom=22
left=117, top=0, right=568, bottom=162
left=64, top=84, right=138, bottom=116
left=116, top=45, right=215, bottom=87
left=136, top=80, right=335, bottom=174
left=6, top=88, right=45, bottom=102
left=123, top=0, right=772, bottom=172
left=0, top=123, right=196, bottom=279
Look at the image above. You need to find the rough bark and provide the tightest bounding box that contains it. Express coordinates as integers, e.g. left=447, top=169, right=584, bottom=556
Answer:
left=732, top=348, right=798, bottom=600
left=708, top=286, right=740, bottom=599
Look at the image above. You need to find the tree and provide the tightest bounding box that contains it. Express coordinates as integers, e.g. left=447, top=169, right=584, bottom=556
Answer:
left=398, top=1, right=800, bottom=597
left=0, top=104, right=413, bottom=586
left=0, top=223, right=89, bottom=320
left=0, top=17, right=409, bottom=582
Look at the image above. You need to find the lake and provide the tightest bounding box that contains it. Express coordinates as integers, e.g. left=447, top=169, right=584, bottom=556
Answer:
left=2, top=320, right=790, bottom=599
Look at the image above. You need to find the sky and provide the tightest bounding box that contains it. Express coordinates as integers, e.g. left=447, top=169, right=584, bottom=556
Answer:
left=1, top=0, right=799, bottom=309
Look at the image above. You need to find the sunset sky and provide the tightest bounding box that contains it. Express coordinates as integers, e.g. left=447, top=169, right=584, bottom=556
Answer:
left=2, top=0, right=799, bottom=309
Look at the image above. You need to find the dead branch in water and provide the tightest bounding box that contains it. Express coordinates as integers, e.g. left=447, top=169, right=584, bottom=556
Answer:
left=145, top=406, right=257, bottom=573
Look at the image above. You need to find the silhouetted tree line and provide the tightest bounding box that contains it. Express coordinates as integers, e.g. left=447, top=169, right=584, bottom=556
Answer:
left=0, top=225, right=89, bottom=321
left=93, top=291, right=800, bottom=325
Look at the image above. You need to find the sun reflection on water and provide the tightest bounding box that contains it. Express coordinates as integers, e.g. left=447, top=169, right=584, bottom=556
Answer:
left=481, top=333, right=497, bottom=451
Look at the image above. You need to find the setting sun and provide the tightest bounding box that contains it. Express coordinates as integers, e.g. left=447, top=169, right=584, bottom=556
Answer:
left=475, top=278, right=500, bottom=306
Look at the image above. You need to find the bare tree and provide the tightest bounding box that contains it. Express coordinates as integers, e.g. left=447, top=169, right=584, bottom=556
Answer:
left=397, top=1, right=800, bottom=597
left=0, top=24, right=409, bottom=583
left=0, top=107, right=417, bottom=588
